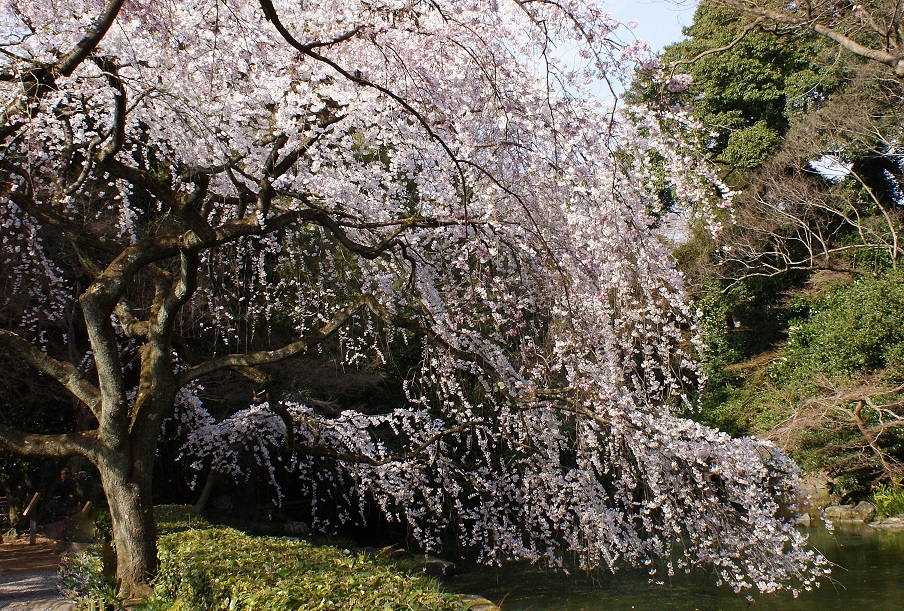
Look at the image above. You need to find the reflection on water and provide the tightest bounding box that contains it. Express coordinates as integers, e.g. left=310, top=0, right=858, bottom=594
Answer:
left=451, top=524, right=904, bottom=610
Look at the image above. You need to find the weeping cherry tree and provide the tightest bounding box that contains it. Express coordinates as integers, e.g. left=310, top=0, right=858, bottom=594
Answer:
left=0, top=0, right=826, bottom=600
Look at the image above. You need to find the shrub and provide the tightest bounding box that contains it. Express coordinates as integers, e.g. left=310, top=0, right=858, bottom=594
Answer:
left=59, top=548, right=118, bottom=608
left=870, top=482, right=904, bottom=518
left=142, top=527, right=465, bottom=611
left=778, top=272, right=904, bottom=380
left=694, top=272, right=904, bottom=487
left=153, top=504, right=209, bottom=536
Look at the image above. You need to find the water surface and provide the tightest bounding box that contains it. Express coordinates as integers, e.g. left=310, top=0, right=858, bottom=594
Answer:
left=452, top=524, right=904, bottom=610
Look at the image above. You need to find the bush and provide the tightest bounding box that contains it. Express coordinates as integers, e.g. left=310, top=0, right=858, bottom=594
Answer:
left=153, top=504, right=209, bottom=536
left=870, top=482, right=904, bottom=518
left=59, top=548, right=118, bottom=608
left=142, top=527, right=466, bottom=611
left=693, top=272, right=904, bottom=487
left=778, top=272, right=904, bottom=379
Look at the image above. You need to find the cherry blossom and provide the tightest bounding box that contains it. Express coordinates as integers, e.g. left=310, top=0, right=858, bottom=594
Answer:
left=0, top=0, right=824, bottom=597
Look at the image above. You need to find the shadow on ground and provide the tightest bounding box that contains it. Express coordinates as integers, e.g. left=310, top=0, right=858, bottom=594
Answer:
left=0, top=538, right=75, bottom=610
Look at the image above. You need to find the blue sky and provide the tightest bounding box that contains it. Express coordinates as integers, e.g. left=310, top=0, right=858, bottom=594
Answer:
left=607, top=0, right=698, bottom=52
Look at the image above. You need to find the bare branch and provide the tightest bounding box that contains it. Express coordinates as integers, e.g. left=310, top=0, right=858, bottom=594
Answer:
left=765, top=374, right=904, bottom=483
left=720, top=0, right=904, bottom=76
left=670, top=17, right=765, bottom=70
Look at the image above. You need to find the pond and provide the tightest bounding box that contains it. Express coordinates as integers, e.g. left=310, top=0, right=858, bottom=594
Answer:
left=451, top=524, right=904, bottom=610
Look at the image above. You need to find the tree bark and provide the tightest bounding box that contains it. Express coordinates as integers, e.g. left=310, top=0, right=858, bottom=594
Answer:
left=96, top=447, right=157, bottom=601
left=193, top=469, right=218, bottom=514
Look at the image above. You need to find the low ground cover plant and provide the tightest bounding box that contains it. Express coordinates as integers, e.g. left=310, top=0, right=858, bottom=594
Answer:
left=62, top=505, right=466, bottom=610
left=143, top=527, right=465, bottom=610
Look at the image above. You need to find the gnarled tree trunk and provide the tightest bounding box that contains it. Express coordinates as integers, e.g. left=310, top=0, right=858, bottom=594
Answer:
left=96, top=445, right=158, bottom=600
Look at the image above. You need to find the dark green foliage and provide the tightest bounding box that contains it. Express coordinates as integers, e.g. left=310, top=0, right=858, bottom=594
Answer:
left=693, top=274, right=799, bottom=425
left=629, top=0, right=904, bottom=498
left=694, top=272, right=904, bottom=486
left=720, top=120, right=783, bottom=170
left=654, top=1, right=841, bottom=174
left=776, top=273, right=904, bottom=379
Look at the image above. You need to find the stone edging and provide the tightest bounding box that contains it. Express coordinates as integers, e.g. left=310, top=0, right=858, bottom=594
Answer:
left=456, top=593, right=503, bottom=610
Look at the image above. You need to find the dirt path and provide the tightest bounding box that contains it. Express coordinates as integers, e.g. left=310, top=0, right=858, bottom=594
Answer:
left=0, top=538, right=76, bottom=610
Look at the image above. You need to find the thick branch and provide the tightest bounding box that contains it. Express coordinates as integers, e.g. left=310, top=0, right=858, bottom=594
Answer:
left=0, top=0, right=125, bottom=140
left=0, top=329, right=101, bottom=418
left=56, top=0, right=125, bottom=76
left=79, top=209, right=299, bottom=318
left=0, top=424, right=98, bottom=459
left=177, top=294, right=371, bottom=385
left=94, top=56, right=127, bottom=161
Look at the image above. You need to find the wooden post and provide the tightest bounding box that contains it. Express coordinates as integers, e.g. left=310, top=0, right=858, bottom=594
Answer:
left=21, top=492, right=40, bottom=517
left=22, top=493, right=40, bottom=545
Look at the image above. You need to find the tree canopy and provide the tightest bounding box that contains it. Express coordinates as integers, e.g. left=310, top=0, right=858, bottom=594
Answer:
left=647, top=0, right=903, bottom=281
left=0, top=0, right=825, bottom=600
left=647, top=0, right=904, bottom=495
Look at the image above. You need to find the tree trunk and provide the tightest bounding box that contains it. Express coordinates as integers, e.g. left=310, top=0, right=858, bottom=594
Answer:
left=97, top=450, right=157, bottom=601
left=193, top=468, right=218, bottom=514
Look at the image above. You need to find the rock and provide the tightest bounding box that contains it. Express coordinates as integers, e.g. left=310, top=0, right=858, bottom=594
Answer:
left=824, top=504, right=856, bottom=521
left=825, top=501, right=876, bottom=523
left=796, top=513, right=811, bottom=527
left=413, top=556, right=457, bottom=579
left=457, top=594, right=501, bottom=610
left=283, top=520, right=310, bottom=536
left=797, top=474, right=833, bottom=512
left=870, top=513, right=904, bottom=532
left=852, top=501, right=876, bottom=522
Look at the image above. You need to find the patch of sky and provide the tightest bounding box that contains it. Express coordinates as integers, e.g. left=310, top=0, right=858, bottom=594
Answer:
left=809, top=155, right=853, bottom=183
left=607, top=0, right=697, bottom=53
